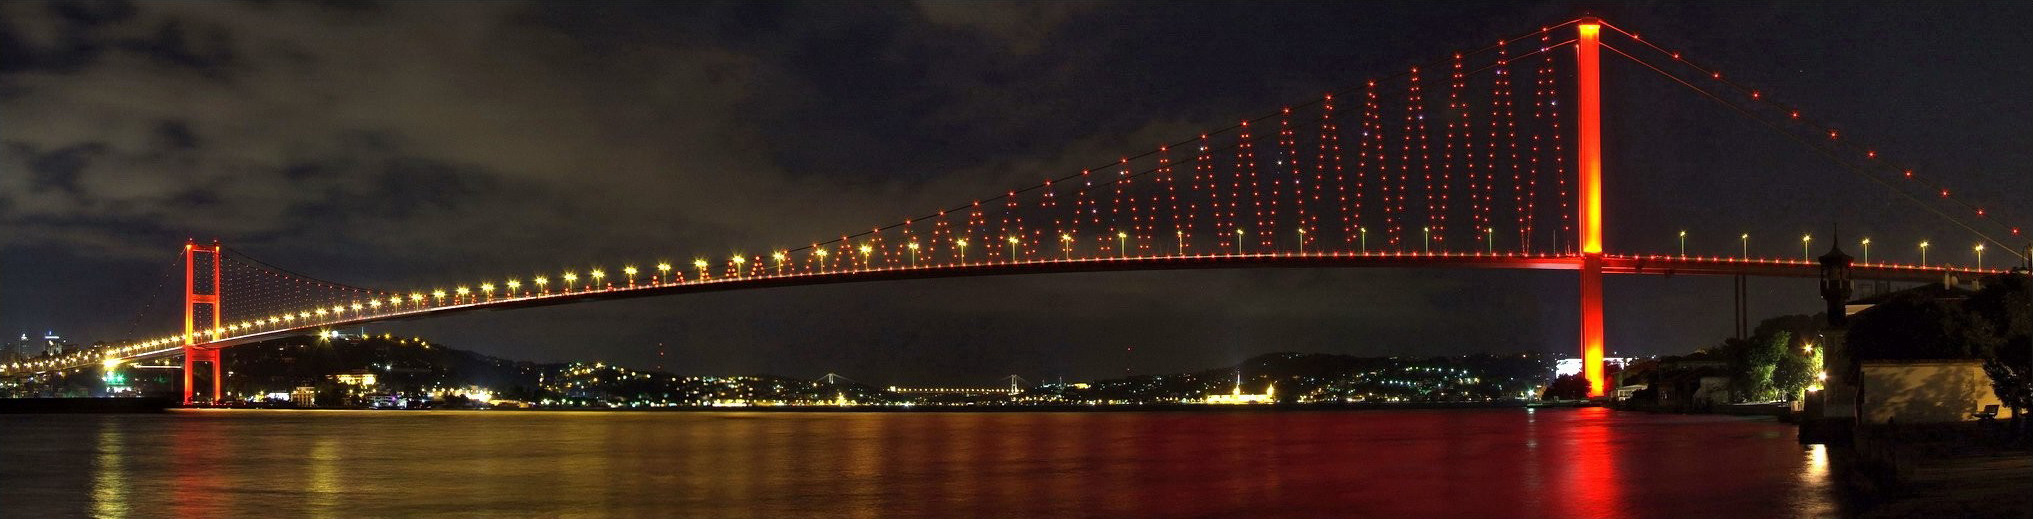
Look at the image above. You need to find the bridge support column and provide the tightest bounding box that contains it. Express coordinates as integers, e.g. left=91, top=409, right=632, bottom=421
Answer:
left=183, top=346, right=221, bottom=405
left=1576, top=19, right=1607, bottom=397
left=1581, top=254, right=1606, bottom=398
left=183, top=240, right=224, bottom=405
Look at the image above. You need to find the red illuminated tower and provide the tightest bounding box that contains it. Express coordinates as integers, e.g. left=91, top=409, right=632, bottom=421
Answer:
left=1575, top=19, right=1607, bottom=397
left=183, top=239, right=223, bottom=405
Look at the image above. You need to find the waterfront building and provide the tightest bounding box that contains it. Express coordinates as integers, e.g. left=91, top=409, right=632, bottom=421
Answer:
left=1199, top=372, right=1275, bottom=404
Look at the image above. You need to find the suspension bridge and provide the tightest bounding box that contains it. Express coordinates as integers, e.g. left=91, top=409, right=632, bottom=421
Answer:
left=3, top=18, right=2024, bottom=404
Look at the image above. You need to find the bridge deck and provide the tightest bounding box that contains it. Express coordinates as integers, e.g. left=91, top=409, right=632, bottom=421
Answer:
left=4, top=252, right=2003, bottom=376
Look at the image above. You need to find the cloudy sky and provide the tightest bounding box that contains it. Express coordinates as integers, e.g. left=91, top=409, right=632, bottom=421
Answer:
left=4, top=1, right=2029, bottom=384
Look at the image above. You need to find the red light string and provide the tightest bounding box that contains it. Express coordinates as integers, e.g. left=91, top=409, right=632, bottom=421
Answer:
left=1318, top=93, right=1340, bottom=249
left=1546, top=30, right=1572, bottom=254
left=1595, top=22, right=2027, bottom=256
left=1277, top=107, right=1299, bottom=251
left=1492, top=40, right=1519, bottom=251
left=1446, top=52, right=1469, bottom=249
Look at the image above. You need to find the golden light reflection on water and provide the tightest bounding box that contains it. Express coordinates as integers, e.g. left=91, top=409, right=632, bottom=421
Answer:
left=91, top=419, right=127, bottom=519
left=6, top=409, right=1845, bottom=517
left=306, top=438, right=339, bottom=519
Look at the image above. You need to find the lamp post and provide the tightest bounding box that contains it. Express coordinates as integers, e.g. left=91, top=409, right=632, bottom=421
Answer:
left=1360, top=226, right=1368, bottom=253
left=1299, top=228, right=1308, bottom=254
left=590, top=269, right=606, bottom=287
left=1678, top=230, right=1687, bottom=257
left=1486, top=229, right=1495, bottom=254
left=1061, top=234, right=1074, bottom=260
left=772, top=252, right=787, bottom=275
left=623, top=266, right=638, bottom=286
left=814, top=248, right=829, bottom=270
left=694, top=259, right=709, bottom=280
left=1920, top=240, right=1930, bottom=266
left=1006, top=236, right=1020, bottom=261
left=656, top=263, right=671, bottom=284
left=1176, top=230, right=1186, bottom=254
left=1860, top=238, right=1871, bottom=265
left=1117, top=231, right=1128, bottom=258
left=906, top=242, right=919, bottom=267
left=1801, top=234, right=1812, bottom=262
left=534, top=276, right=549, bottom=294
left=1235, top=228, right=1246, bottom=254
left=1741, top=233, right=1749, bottom=258
left=954, top=239, right=967, bottom=264
left=1423, top=226, right=1431, bottom=254
left=1975, top=243, right=1985, bottom=271
left=728, top=257, right=743, bottom=277
left=859, top=244, right=874, bottom=269
left=562, top=272, right=578, bottom=293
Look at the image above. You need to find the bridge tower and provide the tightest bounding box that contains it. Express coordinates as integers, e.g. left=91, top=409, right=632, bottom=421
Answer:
left=1575, top=19, right=1608, bottom=397
left=183, top=239, right=224, bottom=405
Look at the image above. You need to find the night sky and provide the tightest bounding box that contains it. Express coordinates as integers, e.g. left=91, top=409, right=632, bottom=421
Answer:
left=4, top=1, right=2030, bottom=385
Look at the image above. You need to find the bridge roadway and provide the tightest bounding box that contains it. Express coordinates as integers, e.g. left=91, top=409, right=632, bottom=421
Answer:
left=3, top=251, right=2001, bottom=377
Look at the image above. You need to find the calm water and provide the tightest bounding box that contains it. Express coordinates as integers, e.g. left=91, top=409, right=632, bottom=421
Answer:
left=0, top=408, right=1841, bottom=518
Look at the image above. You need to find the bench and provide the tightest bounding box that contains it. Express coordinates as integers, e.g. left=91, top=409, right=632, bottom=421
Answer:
left=1972, top=404, right=2000, bottom=423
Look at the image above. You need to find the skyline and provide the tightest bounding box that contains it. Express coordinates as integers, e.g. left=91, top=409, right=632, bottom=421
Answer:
left=4, top=2, right=2031, bottom=384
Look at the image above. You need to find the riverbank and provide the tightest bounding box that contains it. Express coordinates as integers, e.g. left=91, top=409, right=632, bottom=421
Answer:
left=171, top=400, right=1552, bottom=412
left=1839, top=422, right=2031, bottom=517
left=0, top=397, right=172, bottom=414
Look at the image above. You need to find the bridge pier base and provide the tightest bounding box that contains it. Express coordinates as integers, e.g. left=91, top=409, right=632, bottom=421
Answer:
left=182, top=346, right=221, bottom=405
left=1581, top=254, right=1606, bottom=397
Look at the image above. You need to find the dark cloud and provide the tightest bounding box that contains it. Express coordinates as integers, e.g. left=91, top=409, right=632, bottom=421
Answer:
left=24, top=142, right=104, bottom=195
left=3, top=1, right=2029, bottom=384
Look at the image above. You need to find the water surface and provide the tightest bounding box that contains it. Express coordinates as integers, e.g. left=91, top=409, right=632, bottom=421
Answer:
left=0, top=408, right=1839, bottom=518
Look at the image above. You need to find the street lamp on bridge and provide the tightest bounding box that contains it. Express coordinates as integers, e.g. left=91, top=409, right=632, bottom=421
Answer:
left=1800, top=234, right=1812, bottom=262
left=655, top=263, right=671, bottom=284
left=814, top=248, right=830, bottom=270
left=1740, top=233, right=1749, bottom=258
left=623, top=266, right=638, bottom=286
left=1060, top=233, right=1074, bottom=260
left=1235, top=228, right=1246, bottom=254
left=1423, top=226, right=1431, bottom=254
left=1860, top=238, right=1871, bottom=264
left=952, top=239, right=966, bottom=264
left=906, top=242, right=919, bottom=266
left=590, top=269, right=606, bottom=288
left=1920, top=241, right=1930, bottom=266
left=772, top=252, right=787, bottom=275
left=693, top=259, right=709, bottom=280
left=1975, top=243, right=1985, bottom=271
left=534, top=277, right=549, bottom=294
left=1005, top=236, right=1019, bottom=261
left=1678, top=230, right=1686, bottom=257
left=561, top=272, right=578, bottom=292
left=1117, top=231, right=1128, bottom=258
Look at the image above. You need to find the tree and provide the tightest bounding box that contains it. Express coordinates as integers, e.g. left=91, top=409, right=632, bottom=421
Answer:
left=1773, top=342, right=1823, bottom=401
left=1845, top=293, right=1998, bottom=366
left=1544, top=374, right=1590, bottom=401
left=1967, top=274, right=2032, bottom=430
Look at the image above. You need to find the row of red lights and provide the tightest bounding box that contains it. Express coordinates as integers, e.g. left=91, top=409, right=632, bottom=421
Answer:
left=1595, top=21, right=2027, bottom=253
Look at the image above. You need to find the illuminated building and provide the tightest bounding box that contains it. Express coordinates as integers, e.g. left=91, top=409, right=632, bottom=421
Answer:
left=332, top=371, right=378, bottom=387
left=291, top=386, right=317, bottom=407
left=1199, top=372, right=1275, bottom=404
